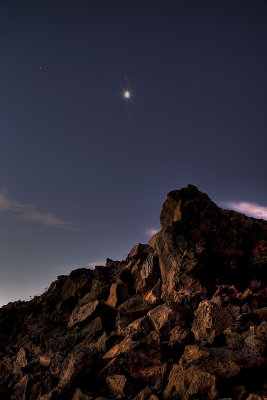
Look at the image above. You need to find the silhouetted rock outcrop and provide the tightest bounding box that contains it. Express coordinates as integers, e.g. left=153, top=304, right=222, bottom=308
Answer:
left=0, top=185, right=266, bottom=399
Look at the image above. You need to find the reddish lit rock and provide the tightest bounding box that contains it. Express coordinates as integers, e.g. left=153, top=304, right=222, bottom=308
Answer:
left=192, top=300, right=233, bottom=343
left=0, top=185, right=266, bottom=399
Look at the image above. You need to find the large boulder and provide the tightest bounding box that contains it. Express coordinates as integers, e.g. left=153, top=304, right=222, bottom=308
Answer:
left=159, top=184, right=221, bottom=228
left=163, top=363, right=217, bottom=400
left=149, top=185, right=222, bottom=301
left=164, top=345, right=240, bottom=400
left=147, top=304, right=180, bottom=336
left=192, top=300, right=233, bottom=343
left=179, top=345, right=240, bottom=380
left=150, top=185, right=267, bottom=302
left=68, top=299, right=117, bottom=330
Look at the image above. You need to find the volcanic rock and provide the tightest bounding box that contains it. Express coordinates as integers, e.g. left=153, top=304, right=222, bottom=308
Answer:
left=192, top=300, right=233, bottom=343
left=0, top=185, right=266, bottom=399
left=106, top=282, right=130, bottom=307
left=16, top=347, right=28, bottom=368
left=147, top=304, right=179, bottom=334
left=72, top=388, right=92, bottom=399
left=163, top=363, right=218, bottom=399
left=106, top=374, right=127, bottom=396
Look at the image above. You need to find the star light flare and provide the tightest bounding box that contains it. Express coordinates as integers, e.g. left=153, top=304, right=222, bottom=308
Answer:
left=123, top=90, right=131, bottom=100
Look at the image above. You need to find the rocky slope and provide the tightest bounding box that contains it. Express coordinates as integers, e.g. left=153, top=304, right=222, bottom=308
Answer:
left=0, top=185, right=266, bottom=400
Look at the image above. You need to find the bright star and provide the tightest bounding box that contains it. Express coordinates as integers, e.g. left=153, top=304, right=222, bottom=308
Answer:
left=123, top=90, right=131, bottom=99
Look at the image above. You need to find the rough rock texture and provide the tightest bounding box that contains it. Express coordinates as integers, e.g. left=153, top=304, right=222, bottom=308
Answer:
left=0, top=185, right=266, bottom=399
left=192, top=300, right=233, bottom=343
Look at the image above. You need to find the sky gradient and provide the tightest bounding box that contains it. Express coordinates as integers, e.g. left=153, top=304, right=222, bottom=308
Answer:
left=0, top=0, right=267, bottom=305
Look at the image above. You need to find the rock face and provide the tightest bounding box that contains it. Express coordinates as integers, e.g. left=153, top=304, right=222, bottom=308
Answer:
left=192, top=300, right=233, bottom=343
left=0, top=185, right=266, bottom=400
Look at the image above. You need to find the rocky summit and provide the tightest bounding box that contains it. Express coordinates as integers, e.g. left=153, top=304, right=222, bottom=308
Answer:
left=0, top=185, right=267, bottom=400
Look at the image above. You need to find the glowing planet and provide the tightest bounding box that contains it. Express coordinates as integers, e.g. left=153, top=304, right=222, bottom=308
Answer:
left=123, top=90, right=131, bottom=99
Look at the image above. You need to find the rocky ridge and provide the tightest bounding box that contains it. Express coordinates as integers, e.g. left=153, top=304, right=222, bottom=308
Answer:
left=0, top=185, right=266, bottom=400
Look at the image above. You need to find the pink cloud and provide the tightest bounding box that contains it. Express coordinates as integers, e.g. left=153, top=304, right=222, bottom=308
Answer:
left=0, top=192, right=20, bottom=211
left=145, top=228, right=160, bottom=236
left=226, top=201, right=267, bottom=220
left=0, top=191, right=80, bottom=230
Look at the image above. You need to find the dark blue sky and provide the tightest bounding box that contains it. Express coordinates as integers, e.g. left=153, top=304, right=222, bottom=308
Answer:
left=0, top=0, right=267, bottom=305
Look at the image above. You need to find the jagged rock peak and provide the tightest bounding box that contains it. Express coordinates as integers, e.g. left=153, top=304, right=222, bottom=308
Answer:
left=160, top=184, right=221, bottom=228
left=0, top=185, right=266, bottom=400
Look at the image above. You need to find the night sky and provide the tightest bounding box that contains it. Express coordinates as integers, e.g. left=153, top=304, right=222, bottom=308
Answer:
left=0, top=0, right=267, bottom=306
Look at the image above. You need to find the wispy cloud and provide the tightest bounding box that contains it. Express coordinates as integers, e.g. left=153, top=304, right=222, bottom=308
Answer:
left=145, top=228, right=160, bottom=236
left=226, top=201, right=267, bottom=220
left=0, top=191, right=80, bottom=230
